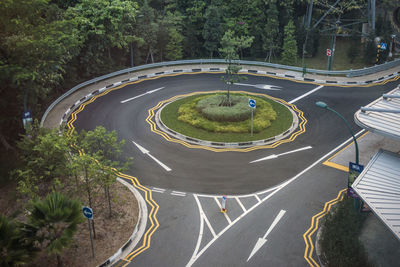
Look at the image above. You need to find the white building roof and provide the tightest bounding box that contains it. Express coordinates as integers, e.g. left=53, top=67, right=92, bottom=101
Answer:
left=352, top=150, right=400, bottom=241
left=354, top=86, right=400, bottom=141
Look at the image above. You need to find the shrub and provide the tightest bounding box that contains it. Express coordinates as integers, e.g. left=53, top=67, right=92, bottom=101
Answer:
left=178, top=94, right=277, bottom=133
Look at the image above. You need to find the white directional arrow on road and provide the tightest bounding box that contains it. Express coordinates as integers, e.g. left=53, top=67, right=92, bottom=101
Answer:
left=249, top=146, right=312, bottom=164
left=234, top=83, right=281, bottom=90
left=132, top=141, right=171, bottom=171
left=121, top=87, right=165, bottom=103
left=247, top=210, right=286, bottom=262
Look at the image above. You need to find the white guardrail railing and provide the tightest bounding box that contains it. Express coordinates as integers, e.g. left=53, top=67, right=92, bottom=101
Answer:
left=40, top=58, right=400, bottom=126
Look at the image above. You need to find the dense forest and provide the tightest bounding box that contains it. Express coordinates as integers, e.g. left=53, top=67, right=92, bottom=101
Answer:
left=0, top=0, right=395, bottom=162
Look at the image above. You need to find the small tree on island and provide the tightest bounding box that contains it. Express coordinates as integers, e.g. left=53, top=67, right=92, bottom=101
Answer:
left=219, top=30, right=254, bottom=106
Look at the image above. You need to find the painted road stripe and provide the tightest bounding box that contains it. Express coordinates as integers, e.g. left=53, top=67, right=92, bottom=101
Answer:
left=152, top=187, right=165, bottom=191
left=250, top=146, right=312, bottom=163
left=247, top=210, right=286, bottom=262
left=152, top=189, right=165, bottom=193
left=234, top=83, right=281, bottom=90
left=121, top=87, right=165, bottom=103
left=289, top=85, right=324, bottom=104
left=171, top=192, right=186, bottom=196
left=214, top=197, right=232, bottom=224
left=254, top=195, right=261, bottom=202
left=132, top=141, right=172, bottom=172
left=235, top=197, right=247, bottom=212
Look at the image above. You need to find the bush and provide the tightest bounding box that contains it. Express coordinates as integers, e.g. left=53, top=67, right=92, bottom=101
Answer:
left=320, top=196, right=371, bottom=267
left=177, top=94, right=277, bottom=133
left=196, top=95, right=252, bottom=122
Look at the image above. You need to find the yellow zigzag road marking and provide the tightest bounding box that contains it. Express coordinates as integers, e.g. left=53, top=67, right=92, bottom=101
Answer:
left=146, top=90, right=307, bottom=152
left=303, top=189, right=346, bottom=267
left=66, top=95, right=159, bottom=264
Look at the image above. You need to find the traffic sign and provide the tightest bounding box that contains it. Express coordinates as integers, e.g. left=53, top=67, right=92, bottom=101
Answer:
left=22, top=110, right=33, bottom=128
left=82, top=206, right=93, bottom=220
left=248, top=99, right=256, bottom=108
left=348, top=162, right=364, bottom=198
left=326, top=49, right=332, bottom=56
left=380, top=42, right=387, bottom=50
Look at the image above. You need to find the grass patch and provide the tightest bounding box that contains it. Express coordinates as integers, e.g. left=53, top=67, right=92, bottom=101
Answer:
left=160, top=93, right=293, bottom=142
left=320, top=196, right=372, bottom=267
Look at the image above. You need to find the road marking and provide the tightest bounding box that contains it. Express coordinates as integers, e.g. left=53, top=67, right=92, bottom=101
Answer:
left=250, top=146, right=312, bottom=163
left=153, top=187, right=165, bottom=191
left=193, top=195, right=216, bottom=238
left=247, top=210, right=286, bottom=262
left=187, top=130, right=366, bottom=267
left=235, top=197, right=247, bottom=212
left=171, top=191, right=186, bottom=196
left=152, top=189, right=165, bottom=193
left=303, top=189, right=346, bottom=267
left=234, top=83, right=281, bottom=90
left=289, top=85, right=324, bottom=104
left=214, top=197, right=232, bottom=224
left=121, top=87, right=165, bottom=103
left=132, top=141, right=172, bottom=172
left=254, top=195, right=261, bottom=202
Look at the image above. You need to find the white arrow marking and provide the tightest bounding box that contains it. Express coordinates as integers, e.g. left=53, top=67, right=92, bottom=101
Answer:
left=247, top=210, right=286, bottom=262
left=132, top=141, right=171, bottom=171
left=250, top=146, right=312, bottom=163
left=121, top=87, right=165, bottom=103
left=234, top=83, right=281, bottom=90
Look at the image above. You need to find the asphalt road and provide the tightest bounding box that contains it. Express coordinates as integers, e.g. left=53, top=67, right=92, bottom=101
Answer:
left=72, top=73, right=400, bottom=266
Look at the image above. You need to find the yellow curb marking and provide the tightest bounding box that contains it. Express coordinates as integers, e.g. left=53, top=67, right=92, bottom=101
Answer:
left=66, top=97, right=159, bottom=264
left=303, top=188, right=346, bottom=267
left=322, top=131, right=369, bottom=172
left=146, top=90, right=307, bottom=152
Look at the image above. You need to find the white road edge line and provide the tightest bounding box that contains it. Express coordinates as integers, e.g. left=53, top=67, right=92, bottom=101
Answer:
left=186, top=129, right=365, bottom=267
left=250, top=146, right=312, bottom=163
left=254, top=195, right=261, bottom=202
left=288, top=85, right=324, bottom=104
left=235, top=197, right=247, bottom=212
left=121, top=87, right=165, bottom=103
left=214, top=197, right=232, bottom=224
left=190, top=195, right=205, bottom=264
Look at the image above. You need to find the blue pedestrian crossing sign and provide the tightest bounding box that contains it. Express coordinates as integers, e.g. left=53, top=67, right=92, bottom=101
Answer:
left=82, top=206, right=93, bottom=220
left=249, top=99, right=256, bottom=108
left=380, top=42, right=387, bottom=50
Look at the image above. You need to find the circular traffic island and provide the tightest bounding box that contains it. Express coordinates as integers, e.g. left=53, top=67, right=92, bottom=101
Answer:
left=155, top=91, right=300, bottom=148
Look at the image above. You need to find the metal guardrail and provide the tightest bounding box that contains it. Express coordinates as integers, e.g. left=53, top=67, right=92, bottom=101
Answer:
left=40, top=58, right=400, bottom=126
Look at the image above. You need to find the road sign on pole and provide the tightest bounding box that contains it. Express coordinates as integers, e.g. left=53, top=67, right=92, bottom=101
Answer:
left=326, top=48, right=332, bottom=56
left=249, top=99, right=256, bottom=136
left=22, top=110, right=33, bottom=129
left=380, top=42, right=387, bottom=50
left=82, top=206, right=95, bottom=258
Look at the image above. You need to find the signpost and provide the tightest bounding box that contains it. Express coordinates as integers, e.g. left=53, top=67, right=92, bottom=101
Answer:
left=348, top=162, right=364, bottom=198
left=22, top=110, right=33, bottom=129
left=380, top=42, right=387, bottom=50
left=326, top=48, right=332, bottom=57
left=82, top=206, right=95, bottom=258
left=249, top=99, right=256, bottom=136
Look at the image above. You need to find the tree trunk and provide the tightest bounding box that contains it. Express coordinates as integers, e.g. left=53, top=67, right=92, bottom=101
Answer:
left=57, top=254, right=63, bottom=267
left=107, top=187, right=112, bottom=218
left=84, top=167, right=96, bottom=239
left=150, top=48, right=154, bottom=63
left=0, top=129, right=14, bottom=151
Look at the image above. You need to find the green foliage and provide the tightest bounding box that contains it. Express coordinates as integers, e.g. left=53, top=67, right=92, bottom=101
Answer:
left=262, top=0, right=280, bottom=62
left=28, top=192, right=83, bottom=265
left=0, top=214, right=38, bottom=266
left=165, top=27, right=184, bottom=60
left=196, top=95, right=253, bottom=122
left=202, top=5, right=223, bottom=58
left=320, top=196, right=371, bottom=267
left=178, top=94, right=276, bottom=133
left=281, top=20, right=298, bottom=65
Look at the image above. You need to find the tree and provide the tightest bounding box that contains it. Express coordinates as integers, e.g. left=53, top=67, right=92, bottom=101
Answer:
left=184, top=1, right=206, bottom=57
left=165, top=27, right=184, bottom=60
left=136, top=0, right=159, bottom=64
left=219, top=30, right=254, bottom=105
left=28, top=192, right=83, bottom=267
left=77, top=126, right=129, bottom=218
left=281, top=20, right=298, bottom=66
left=0, top=214, right=38, bottom=266
left=14, top=123, right=72, bottom=198
left=262, top=0, right=280, bottom=62
left=203, top=5, right=223, bottom=58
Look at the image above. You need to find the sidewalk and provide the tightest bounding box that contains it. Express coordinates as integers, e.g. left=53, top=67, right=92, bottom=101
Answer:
left=42, top=63, right=400, bottom=129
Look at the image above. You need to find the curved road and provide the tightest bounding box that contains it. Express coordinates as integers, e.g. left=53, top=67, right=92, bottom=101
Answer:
left=72, top=72, right=399, bottom=266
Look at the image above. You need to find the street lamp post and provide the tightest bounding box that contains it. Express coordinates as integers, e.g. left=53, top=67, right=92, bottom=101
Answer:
left=316, top=101, right=359, bottom=164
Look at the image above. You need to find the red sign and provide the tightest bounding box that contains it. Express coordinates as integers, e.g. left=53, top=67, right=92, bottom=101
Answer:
left=326, top=49, right=332, bottom=56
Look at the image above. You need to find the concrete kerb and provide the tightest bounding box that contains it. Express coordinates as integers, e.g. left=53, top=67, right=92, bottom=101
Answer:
left=97, top=178, right=148, bottom=267
left=154, top=96, right=299, bottom=148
